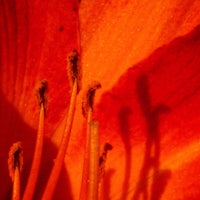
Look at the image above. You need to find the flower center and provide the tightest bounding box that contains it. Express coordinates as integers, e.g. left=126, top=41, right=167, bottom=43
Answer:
left=8, top=50, right=112, bottom=200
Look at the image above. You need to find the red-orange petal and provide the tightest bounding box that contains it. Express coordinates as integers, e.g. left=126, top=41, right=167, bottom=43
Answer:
left=66, top=1, right=200, bottom=199
left=95, top=26, right=200, bottom=199
left=0, top=0, right=79, bottom=199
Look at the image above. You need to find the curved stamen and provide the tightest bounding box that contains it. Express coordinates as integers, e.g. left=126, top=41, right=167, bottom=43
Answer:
left=22, top=80, right=47, bottom=200
left=98, top=143, right=113, bottom=199
left=42, top=50, right=80, bottom=200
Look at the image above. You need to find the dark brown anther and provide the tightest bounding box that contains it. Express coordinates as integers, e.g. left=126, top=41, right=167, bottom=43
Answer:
left=8, top=142, right=23, bottom=181
left=99, top=143, right=113, bottom=180
left=82, top=81, right=101, bottom=117
left=14, top=148, right=21, bottom=170
left=67, top=49, right=81, bottom=93
left=36, top=80, right=48, bottom=112
left=104, top=142, right=113, bottom=151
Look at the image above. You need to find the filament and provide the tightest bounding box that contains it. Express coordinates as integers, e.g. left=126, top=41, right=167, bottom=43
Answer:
left=42, top=78, right=78, bottom=200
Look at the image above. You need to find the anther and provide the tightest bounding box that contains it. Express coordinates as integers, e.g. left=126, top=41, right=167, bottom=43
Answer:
left=82, top=81, right=101, bottom=118
left=8, top=142, right=23, bottom=200
left=98, top=143, right=113, bottom=199
left=36, top=79, right=48, bottom=113
left=99, top=143, right=113, bottom=179
left=67, top=49, right=81, bottom=93
left=22, top=80, right=47, bottom=200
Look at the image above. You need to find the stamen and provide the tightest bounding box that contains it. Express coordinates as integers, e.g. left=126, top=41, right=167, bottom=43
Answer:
left=22, top=80, right=47, bottom=200
left=88, top=121, right=99, bottom=200
left=99, top=143, right=113, bottom=180
left=79, top=82, right=101, bottom=200
left=98, top=143, right=113, bottom=200
left=42, top=50, right=80, bottom=200
left=8, top=142, right=23, bottom=200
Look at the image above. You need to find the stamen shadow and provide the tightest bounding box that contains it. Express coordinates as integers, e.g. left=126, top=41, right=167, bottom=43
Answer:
left=96, top=24, right=200, bottom=200
left=101, top=169, right=115, bottom=200
left=118, top=107, right=132, bottom=199
left=132, top=74, right=171, bottom=200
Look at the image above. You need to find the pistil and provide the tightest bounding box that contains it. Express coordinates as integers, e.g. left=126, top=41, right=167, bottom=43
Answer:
left=8, top=142, right=23, bottom=200
left=22, top=80, right=47, bottom=200
left=41, top=50, right=81, bottom=200
left=80, top=82, right=101, bottom=200
left=88, top=121, right=99, bottom=200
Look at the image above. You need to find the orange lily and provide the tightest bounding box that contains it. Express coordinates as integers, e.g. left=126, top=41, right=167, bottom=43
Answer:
left=1, top=0, right=200, bottom=199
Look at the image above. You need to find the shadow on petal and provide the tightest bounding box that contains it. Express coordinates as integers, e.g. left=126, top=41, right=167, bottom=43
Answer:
left=96, top=24, right=200, bottom=199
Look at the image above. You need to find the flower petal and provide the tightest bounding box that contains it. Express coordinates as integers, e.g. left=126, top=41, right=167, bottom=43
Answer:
left=0, top=0, right=79, bottom=198
left=95, top=25, right=200, bottom=199
left=67, top=1, right=200, bottom=198
left=0, top=0, right=79, bottom=134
